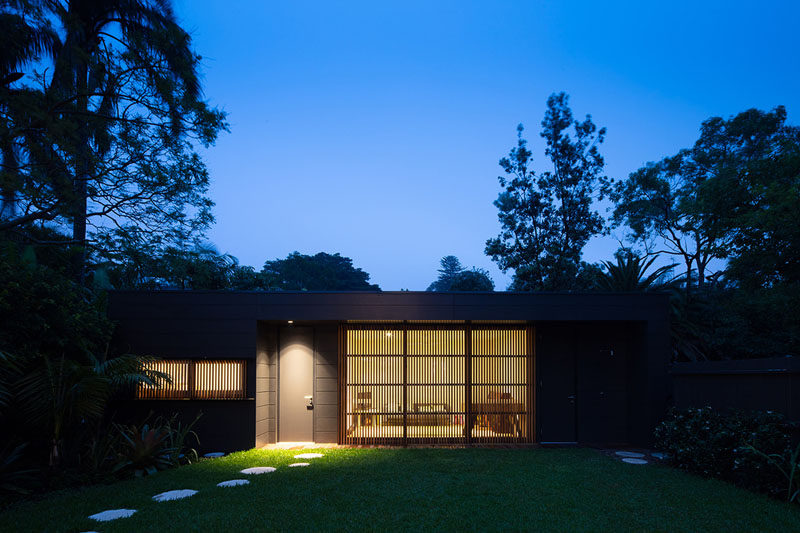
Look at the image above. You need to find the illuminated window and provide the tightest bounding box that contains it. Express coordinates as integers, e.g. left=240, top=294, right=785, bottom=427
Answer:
left=342, top=325, right=531, bottom=444
left=138, top=359, right=246, bottom=400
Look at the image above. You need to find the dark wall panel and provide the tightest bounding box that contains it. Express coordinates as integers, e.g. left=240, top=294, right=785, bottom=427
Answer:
left=672, top=358, right=800, bottom=421
left=314, top=325, right=339, bottom=443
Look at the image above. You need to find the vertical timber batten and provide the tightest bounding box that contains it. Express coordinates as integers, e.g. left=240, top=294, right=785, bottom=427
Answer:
left=340, top=322, right=533, bottom=446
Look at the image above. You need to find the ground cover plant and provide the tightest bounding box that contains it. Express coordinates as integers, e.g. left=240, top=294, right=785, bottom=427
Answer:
left=0, top=447, right=798, bottom=532
left=655, top=407, right=798, bottom=500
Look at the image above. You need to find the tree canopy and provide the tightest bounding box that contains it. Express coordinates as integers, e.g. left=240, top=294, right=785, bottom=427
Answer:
left=263, top=252, right=379, bottom=291
left=427, top=255, right=494, bottom=292
left=486, top=93, right=607, bottom=291
left=0, top=0, right=226, bottom=282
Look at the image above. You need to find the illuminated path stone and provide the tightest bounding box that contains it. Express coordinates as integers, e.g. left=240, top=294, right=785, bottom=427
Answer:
left=218, top=479, right=250, bottom=487
left=241, top=466, right=276, bottom=474
left=288, top=462, right=310, bottom=467
left=615, top=451, right=646, bottom=458
left=88, top=509, right=137, bottom=522
left=651, top=452, right=667, bottom=460
left=203, top=452, right=225, bottom=458
left=153, top=489, right=198, bottom=502
left=293, top=453, right=324, bottom=459
left=622, top=458, right=649, bottom=465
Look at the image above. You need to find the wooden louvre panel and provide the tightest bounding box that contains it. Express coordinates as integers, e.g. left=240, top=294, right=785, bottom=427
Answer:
left=194, top=360, right=246, bottom=399
left=342, top=324, right=532, bottom=445
left=137, top=359, right=246, bottom=400
left=138, top=360, right=190, bottom=399
left=471, top=328, right=528, bottom=443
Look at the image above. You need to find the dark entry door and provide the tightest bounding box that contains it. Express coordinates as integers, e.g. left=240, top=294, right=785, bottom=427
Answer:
left=537, top=326, right=577, bottom=443
left=576, top=325, right=628, bottom=444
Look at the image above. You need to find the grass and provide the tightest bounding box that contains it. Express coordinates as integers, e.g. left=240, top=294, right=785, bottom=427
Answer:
left=1, top=447, right=798, bottom=532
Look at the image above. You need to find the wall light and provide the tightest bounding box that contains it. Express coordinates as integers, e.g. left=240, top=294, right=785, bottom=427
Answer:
left=288, top=320, right=294, bottom=324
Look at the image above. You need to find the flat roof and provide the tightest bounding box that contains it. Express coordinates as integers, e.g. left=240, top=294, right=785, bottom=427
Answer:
left=109, top=290, right=669, bottom=323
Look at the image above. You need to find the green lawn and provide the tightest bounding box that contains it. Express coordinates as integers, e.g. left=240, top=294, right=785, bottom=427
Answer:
left=1, top=447, right=798, bottom=532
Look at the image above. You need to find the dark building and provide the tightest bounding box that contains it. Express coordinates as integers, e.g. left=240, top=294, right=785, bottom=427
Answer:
left=108, top=291, right=670, bottom=451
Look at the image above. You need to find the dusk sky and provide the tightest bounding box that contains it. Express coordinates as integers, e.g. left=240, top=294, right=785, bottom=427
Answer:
left=173, top=0, right=800, bottom=290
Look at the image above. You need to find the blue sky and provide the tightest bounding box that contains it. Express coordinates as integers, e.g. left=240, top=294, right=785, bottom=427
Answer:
left=173, top=0, right=800, bottom=290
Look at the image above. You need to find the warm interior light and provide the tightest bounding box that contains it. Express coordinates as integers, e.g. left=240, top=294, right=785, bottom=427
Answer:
left=386, top=332, right=392, bottom=337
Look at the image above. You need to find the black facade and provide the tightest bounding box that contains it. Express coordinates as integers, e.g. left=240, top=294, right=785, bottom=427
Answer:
left=108, top=291, right=670, bottom=450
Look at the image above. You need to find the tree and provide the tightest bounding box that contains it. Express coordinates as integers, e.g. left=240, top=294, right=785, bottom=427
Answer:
left=597, top=251, right=676, bottom=292
left=427, top=255, right=494, bottom=291
left=0, top=0, right=226, bottom=283
left=486, top=93, right=607, bottom=291
left=449, top=269, right=494, bottom=291
left=262, top=252, right=380, bottom=291
left=426, top=255, right=463, bottom=291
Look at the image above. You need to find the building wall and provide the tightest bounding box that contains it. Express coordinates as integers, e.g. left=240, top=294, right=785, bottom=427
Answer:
left=672, top=357, right=800, bottom=421
left=255, top=323, right=278, bottom=446
left=108, top=292, right=259, bottom=453
left=314, top=325, right=340, bottom=443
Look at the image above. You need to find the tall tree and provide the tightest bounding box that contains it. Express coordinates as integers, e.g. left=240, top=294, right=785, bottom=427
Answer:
left=0, top=0, right=226, bottom=283
left=426, top=255, right=463, bottom=291
left=263, top=252, right=380, bottom=291
left=608, top=106, right=798, bottom=291
left=0, top=2, right=58, bottom=220
left=486, top=93, right=607, bottom=291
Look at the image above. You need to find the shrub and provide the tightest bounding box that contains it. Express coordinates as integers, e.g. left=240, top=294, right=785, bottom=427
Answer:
left=113, top=413, right=201, bottom=477
left=655, top=407, right=796, bottom=498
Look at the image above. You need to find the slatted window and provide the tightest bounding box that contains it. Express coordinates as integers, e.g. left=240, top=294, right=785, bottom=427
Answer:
left=341, top=324, right=533, bottom=445
left=137, top=360, right=246, bottom=400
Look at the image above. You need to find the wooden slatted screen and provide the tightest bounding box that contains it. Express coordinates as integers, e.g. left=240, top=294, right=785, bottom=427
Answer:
left=341, top=324, right=533, bottom=445
left=137, top=360, right=246, bottom=400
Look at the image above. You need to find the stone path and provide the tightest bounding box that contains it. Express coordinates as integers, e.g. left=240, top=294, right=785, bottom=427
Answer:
left=240, top=466, right=276, bottom=474
left=217, top=479, right=249, bottom=487
left=152, top=489, right=197, bottom=502
left=88, top=509, right=137, bottom=522
left=87, top=452, right=326, bottom=523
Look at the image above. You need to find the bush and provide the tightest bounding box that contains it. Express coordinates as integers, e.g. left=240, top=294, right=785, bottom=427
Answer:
left=655, top=407, right=796, bottom=498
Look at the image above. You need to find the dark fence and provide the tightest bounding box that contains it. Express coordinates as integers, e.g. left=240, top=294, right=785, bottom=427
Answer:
left=671, top=357, right=799, bottom=421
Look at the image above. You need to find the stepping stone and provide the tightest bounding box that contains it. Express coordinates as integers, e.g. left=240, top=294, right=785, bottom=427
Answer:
left=88, top=509, right=137, bottom=522
left=651, top=452, right=668, bottom=460
left=288, top=462, right=310, bottom=467
left=615, top=451, right=646, bottom=458
left=218, top=479, right=250, bottom=487
left=241, top=466, right=276, bottom=475
left=153, top=489, right=198, bottom=502
left=293, top=453, right=324, bottom=459
left=204, top=452, right=225, bottom=458
left=622, top=458, right=648, bottom=465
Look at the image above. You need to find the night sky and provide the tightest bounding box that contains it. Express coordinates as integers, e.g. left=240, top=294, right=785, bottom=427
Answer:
left=174, top=0, right=800, bottom=290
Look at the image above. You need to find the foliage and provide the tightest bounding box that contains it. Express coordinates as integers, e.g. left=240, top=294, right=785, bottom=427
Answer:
left=112, top=413, right=200, bottom=478
left=743, top=441, right=800, bottom=503
left=655, top=407, right=796, bottom=498
left=427, top=255, right=494, bottom=291
left=597, top=251, right=676, bottom=292
left=0, top=0, right=227, bottom=281
left=263, top=252, right=380, bottom=291
left=0, top=243, right=111, bottom=360
left=0, top=442, right=35, bottom=495
left=486, top=93, right=608, bottom=291
left=608, top=106, right=799, bottom=292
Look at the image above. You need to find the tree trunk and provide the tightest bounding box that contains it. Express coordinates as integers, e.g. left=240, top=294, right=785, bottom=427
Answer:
left=72, top=61, right=90, bottom=285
